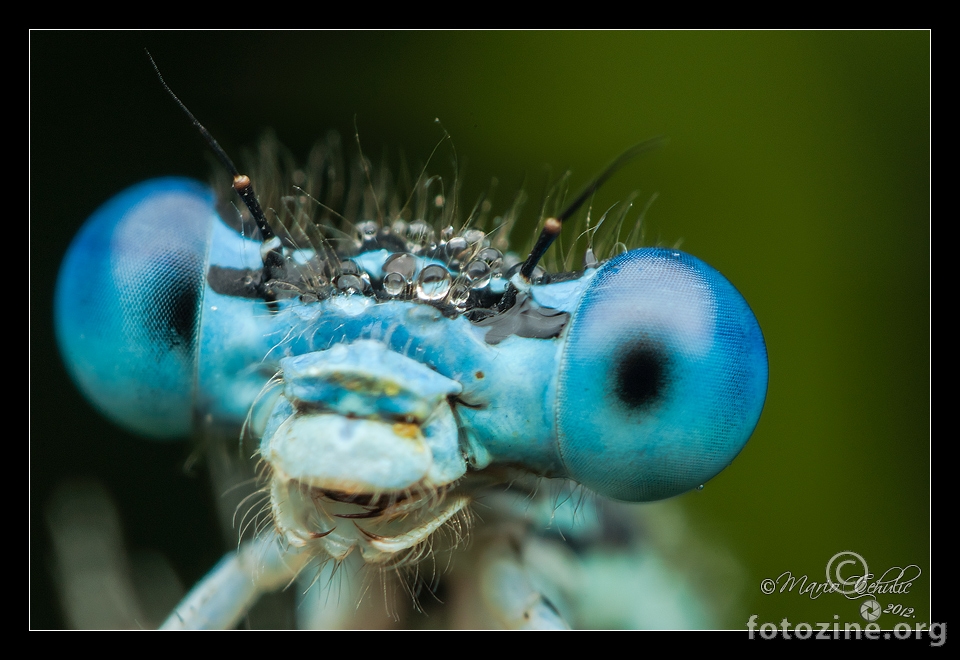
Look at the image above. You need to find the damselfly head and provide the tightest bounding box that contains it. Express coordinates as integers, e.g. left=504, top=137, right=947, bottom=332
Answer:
left=52, top=54, right=767, bottom=627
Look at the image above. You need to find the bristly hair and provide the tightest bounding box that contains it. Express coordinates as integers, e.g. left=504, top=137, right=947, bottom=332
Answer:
left=211, top=132, right=661, bottom=294
left=148, top=49, right=663, bottom=316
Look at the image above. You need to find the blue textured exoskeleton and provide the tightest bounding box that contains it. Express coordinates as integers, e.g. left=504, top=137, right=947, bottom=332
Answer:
left=55, top=125, right=767, bottom=628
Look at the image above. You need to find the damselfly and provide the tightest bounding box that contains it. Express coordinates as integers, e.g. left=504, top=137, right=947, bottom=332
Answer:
left=51, top=58, right=768, bottom=629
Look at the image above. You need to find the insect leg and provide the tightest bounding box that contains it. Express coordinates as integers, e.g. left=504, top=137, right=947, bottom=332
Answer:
left=478, top=535, right=571, bottom=630
left=160, top=533, right=311, bottom=630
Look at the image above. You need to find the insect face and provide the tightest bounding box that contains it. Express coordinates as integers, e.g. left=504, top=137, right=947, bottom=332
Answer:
left=52, top=65, right=767, bottom=627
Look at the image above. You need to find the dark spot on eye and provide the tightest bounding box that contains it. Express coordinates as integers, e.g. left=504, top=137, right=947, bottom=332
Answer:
left=143, top=252, right=202, bottom=353
left=168, top=277, right=200, bottom=345
left=615, top=342, right=667, bottom=409
left=475, top=371, right=484, bottom=379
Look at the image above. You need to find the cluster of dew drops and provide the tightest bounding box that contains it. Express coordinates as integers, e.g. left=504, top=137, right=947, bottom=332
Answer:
left=329, top=216, right=534, bottom=313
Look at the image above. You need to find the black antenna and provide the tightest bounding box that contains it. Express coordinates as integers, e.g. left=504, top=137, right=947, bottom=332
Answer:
left=518, top=136, right=667, bottom=281
left=146, top=50, right=276, bottom=243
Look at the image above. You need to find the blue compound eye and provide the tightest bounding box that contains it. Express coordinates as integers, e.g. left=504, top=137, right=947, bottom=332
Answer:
left=54, top=178, right=215, bottom=439
left=557, top=248, right=768, bottom=502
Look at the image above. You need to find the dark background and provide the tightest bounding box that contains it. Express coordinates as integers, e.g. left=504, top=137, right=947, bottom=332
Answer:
left=31, top=31, right=930, bottom=628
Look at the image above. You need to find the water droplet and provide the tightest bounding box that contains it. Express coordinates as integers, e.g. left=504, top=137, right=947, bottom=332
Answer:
left=357, top=221, right=377, bottom=237
left=444, top=236, right=468, bottom=257
left=583, top=247, right=599, bottom=269
left=391, top=219, right=409, bottom=237
left=501, top=252, right=521, bottom=273
left=383, top=252, right=417, bottom=280
left=336, top=274, right=365, bottom=294
left=462, top=229, right=486, bottom=246
left=383, top=271, right=407, bottom=297
left=476, top=247, right=503, bottom=273
left=464, top=259, right=491, bottom=286
left=448, top=282, right=470, bottom=307
left=407, top=221, right=433, bottom=247
left=416, top=265, right=452, bottom=302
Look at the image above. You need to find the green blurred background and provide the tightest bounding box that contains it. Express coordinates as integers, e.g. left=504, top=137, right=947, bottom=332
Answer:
left=31, top=31, right=930, bottom=628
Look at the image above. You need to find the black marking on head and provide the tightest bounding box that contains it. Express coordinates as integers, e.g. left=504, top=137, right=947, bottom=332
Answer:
left=470, top=294, right=570, bottom=345
left=536, top=270, right=585, bottom=284
left=614, top=341, right=668, bottom=410
left=208, top=265, right=264, bottom=299
left=207, top=266, right=316, bottom=312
